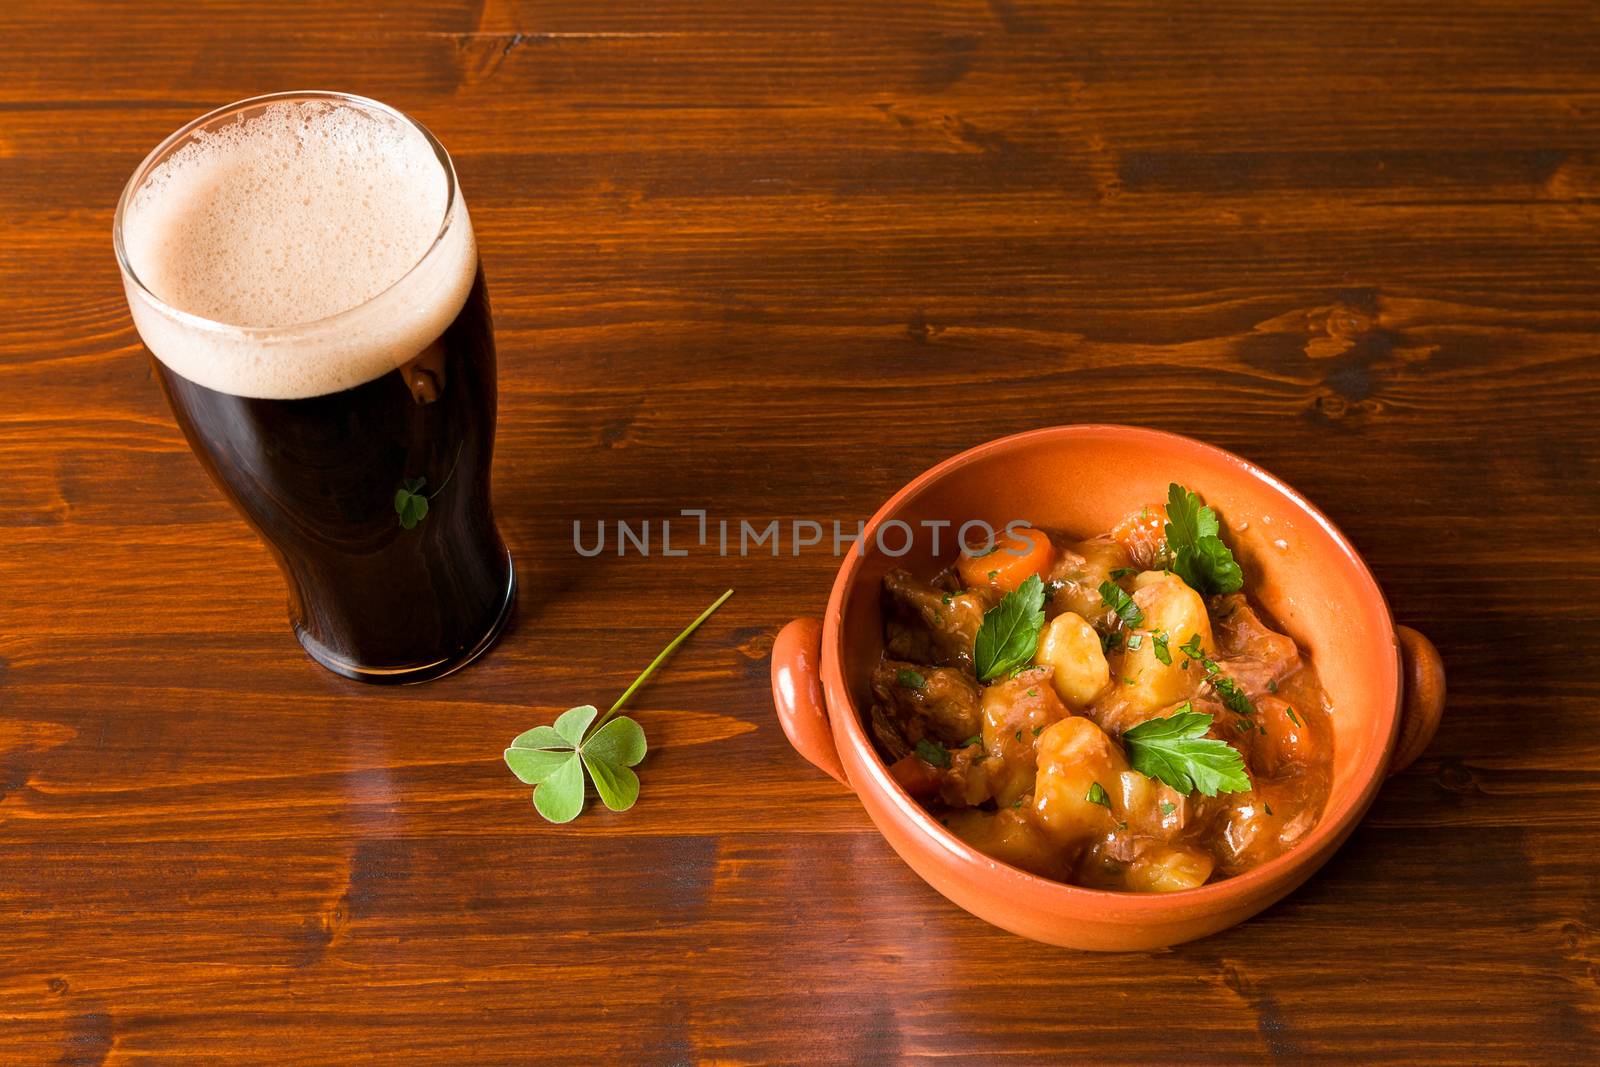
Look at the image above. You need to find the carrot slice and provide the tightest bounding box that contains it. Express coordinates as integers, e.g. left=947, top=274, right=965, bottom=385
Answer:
left=957, top=527, right=1057, bottom=593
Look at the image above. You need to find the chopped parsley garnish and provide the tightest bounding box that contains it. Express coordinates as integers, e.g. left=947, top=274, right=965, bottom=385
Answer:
left=1211, top=674, right=1257, bottom=717
left=915, top=738, right=951, bottom=768
left=1086, top=782, right=1111, bottom=808
left=1109, top=567, right=1137, bottom=580
left=1266, top=679, right=1278, bottom=693
left=1264, top=802, right=1274, bottom=816
left=1014, top=730, right=1023, bottom=742
left=1126, top=633, right=1144, bottom=651
left=1151, top=631, right=1172, bottom=666
left=1286, top=706, right=1302, bottom=727
left=1099, top=630, right=1124, bottom=654
left=1164, top=483, right=1244, bottom=596
left=1177, top=633, right=1257, bottom=717
left=961, top=734, right=982, bottom=748
left=1032, top=724, right=1043, bottom=736
left=987, top=569, right=999, bottom=580
left=1122, top=705, right=1251, bottom=796
left=1159, top=801, right=1176, bottom=816
left=941, top=594, right=953, bottom=607
left=896, top=668, right=926, bottom=690
left=973, top=575, right=1047, bottom=682
left=1098, top=580, right=1145, bottom=629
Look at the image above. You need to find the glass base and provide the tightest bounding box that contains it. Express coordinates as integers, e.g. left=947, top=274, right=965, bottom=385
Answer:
left=294, top=555, right=516, bottom=684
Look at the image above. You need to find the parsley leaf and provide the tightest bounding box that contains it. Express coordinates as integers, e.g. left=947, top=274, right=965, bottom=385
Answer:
left=1151, top=631, right=1172, bottom=666
left=973, top=574, right=1047, bottom=682
left=504, top=589, right=732, bottom=822
left=961, top=734, right=982, bottom=748
left=1286, top=706, right=1302, bottom=727
left=1086, top=782, right=1111, bottom=807
left=1177, top=632, right=1257, bottom=716
left=915, top=738, right=951, bottom=768
left=1098, top=580, right=1145, bottom=629
left=1164, top=483, right=1244, bottom=596
left=896, top=668, right=926, bottom=690
left=1122, top=706, right=1250, bottom=796
left=1109, top=567, right=1137, bottom=580
left=1211, top=674, right=1257, bottom=717
left=1159, top=801, right=1176, bottom=816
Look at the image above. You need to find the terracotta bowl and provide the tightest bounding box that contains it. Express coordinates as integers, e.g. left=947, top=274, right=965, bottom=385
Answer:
left=771, top=425, right=1445, bottom=951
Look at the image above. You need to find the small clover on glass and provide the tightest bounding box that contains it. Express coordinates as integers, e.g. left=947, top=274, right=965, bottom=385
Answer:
left=394, top=477, right=430, bottom=529
left=504, top=589, right=733, bottom=823
left=393, top=443, right=464, bottom=530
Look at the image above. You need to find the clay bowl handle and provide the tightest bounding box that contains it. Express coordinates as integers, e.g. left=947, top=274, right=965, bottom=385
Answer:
left=771, top=617, right=849, bottom=787
left=1389, top=625, right=1446, bottom=775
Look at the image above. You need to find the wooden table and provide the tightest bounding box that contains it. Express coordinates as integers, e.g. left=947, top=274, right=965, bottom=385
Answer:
left=4, top=1, right=1597, bottom=1062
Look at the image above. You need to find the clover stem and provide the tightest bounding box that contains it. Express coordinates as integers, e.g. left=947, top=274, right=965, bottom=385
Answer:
left=590, top=588, right=734, bottom=736
left=426, top=441, right=466, bottom=499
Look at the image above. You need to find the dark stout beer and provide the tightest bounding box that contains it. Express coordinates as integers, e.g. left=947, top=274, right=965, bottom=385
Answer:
left=116, top=94, right=513, bottom=682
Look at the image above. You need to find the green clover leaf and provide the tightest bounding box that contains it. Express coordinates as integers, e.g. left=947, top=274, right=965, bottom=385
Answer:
left=502, top=591, right=730, bottom=824
left=394, top=445, right=465, bottom=530
left=394, top=478, right=429, bottom=530
left=532, top=752, right=586, bottom=823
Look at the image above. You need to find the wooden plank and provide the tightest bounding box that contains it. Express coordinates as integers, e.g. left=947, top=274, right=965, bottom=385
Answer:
left=2, top=0, right=1598, bottom=1061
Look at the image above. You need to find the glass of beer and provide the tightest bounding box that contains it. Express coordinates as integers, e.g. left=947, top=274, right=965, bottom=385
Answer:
left=113, top=92, right=515, bottom=683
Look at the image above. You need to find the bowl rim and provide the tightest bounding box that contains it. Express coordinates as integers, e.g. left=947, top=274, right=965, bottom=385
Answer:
left=819, top=423, right=1402, bottom=918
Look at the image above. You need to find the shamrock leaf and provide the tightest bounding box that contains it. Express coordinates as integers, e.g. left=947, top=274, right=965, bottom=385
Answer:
left=504, top=709, right=652, bottom=822
left=553, top=705, right=598, bottom=746
left=582, top=717, right=647, bottom=812
left=533, top=753, right=586, bottom=824
left=394, top=444, right=465, bottom=530
left=394, top=477, right=429, bottom=529
left=503, top=590, right=731, bottom=824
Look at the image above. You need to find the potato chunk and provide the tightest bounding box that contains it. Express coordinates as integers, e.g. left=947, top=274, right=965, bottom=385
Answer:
left=1032, top=611, right=1111, bottom=709
left=980, top=667, right=1070, bottom=807
left=1102, top=571, right=1213, bottom=728
left=1125, top=845, right=1215, bottom=893
left=1031, top=716, right=1125, bottom=845
left=945, top=808, right=1068, bottom=881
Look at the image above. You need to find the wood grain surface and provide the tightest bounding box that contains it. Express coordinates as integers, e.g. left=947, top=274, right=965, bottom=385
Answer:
left=3, top=1, right=1598, bottom=1062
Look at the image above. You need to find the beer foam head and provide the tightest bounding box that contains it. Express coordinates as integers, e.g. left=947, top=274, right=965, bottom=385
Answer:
left=118, top=97, right=477, bottom=400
